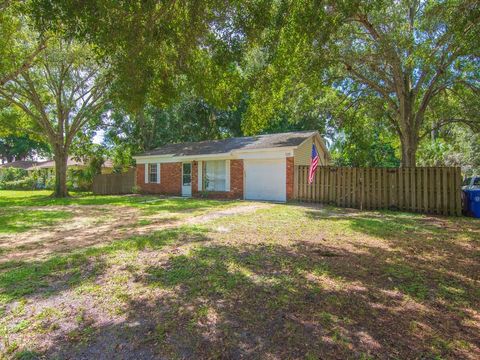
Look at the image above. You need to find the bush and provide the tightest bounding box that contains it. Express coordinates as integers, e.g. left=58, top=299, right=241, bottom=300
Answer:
left=67, top=168, right=94, bottom=191
left=1, top=176, right=37, bottom=190
left=0, top=167, right=28, bottom=183
left=0, top=166, right=97, bottom=191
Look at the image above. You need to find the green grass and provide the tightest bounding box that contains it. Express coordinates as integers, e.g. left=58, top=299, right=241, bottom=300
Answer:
left=0, top=226, right=207, bottom=305
left=0, top=191, right=479, bottom=359
left=0, top=208, right=72, bottom=234
left=0, top=190, right=234, bottom=214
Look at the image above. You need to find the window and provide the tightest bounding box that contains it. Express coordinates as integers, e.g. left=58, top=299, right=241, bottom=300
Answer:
left=182, top=163, right=191, bottom=186
left=149, top=163, right=158, bottom=183
left=205, top=160, right=226, bottom=191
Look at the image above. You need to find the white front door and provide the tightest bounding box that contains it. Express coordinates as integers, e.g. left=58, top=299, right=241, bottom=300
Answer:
left=182, top=162, right=192, bottom=197
left=244, top=159, right=286, bottom=202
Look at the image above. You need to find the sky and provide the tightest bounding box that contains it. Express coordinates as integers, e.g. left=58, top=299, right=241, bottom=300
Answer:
left=93, top=129, right=105, bottom=145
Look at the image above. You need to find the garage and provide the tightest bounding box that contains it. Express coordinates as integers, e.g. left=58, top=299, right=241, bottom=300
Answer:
left=244, top=159, right=286, bottom=202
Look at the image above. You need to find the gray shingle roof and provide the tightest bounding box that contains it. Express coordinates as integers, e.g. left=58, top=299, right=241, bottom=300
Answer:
left=136, top=131, right=318, bottom=157
left=0, top=160, right=37, bottom=169
left=26, top=157, right=114, bottom=170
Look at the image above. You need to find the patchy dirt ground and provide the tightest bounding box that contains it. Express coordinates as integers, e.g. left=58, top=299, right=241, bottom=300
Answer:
left=0, top=203, right=268, bottom=264
left=0, top=192, right=479, bottom=359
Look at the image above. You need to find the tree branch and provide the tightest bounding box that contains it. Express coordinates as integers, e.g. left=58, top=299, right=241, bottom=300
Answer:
left=342, top=61, right=398, bottom=111
left=420, top=118, right=480, bottom=140
left=0, top=38, right=47, bottom=86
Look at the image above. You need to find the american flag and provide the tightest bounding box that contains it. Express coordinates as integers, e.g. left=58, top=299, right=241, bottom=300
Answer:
left=308, top=144, right=319, bottom=184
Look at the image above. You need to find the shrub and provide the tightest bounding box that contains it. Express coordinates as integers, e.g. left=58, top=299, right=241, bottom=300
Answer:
left=1, top=176, right=37, bottom=190
left=0, top=167, right=28, bottom=183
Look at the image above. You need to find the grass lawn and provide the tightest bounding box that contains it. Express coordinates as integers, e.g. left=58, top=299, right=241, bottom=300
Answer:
left=0, top=190, right=479, bottom=359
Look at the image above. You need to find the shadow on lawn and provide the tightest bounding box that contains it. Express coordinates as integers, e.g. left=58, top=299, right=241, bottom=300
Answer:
left=0, top=208, right=72, bottom=234
left=0, top=227, right=209, bottom=305
left=36, top=236, right=479, bottom=359
left=0, top=193, right=232, bottom=213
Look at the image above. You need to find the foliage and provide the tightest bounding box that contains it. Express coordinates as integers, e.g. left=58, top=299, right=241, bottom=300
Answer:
left=0, top=176, right=37, bottom=190
left=239, top=0, right=480, bottom=166
left=3, top=0, right=478, bottom=173
left=104, top=94, right=246, bottom=164
left=0, top=0, right=47, bottom=87
left=0, top=166, right=94, bottom=191
left=0, top=167, right=27, bottom=183
left=0, top=36, right=109, bottom=197
left=0, top=134, right=50, bottom=162
left=32, top=0, right=244, bottom=113
left=417, top=127, right=480, bottom=175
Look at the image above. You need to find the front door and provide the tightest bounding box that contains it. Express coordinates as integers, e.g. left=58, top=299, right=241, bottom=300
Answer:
left=182, top=162, right=192, bottom=197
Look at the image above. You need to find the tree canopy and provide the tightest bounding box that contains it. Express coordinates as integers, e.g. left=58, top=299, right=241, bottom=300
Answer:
left=241, top=0, right=480, bottom=166
left=0, top=0, right=479, bottom=190
left=0, top=37, right=109, bottom=196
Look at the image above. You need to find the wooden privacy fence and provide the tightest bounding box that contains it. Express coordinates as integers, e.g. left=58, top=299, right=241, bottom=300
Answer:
left=295, top=166, right=462, bottom=216
left=93, top=169, right=136, bottom=195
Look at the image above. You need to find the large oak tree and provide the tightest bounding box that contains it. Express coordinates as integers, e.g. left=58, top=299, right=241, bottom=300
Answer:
left=0, top=38, right=108, bottom=197
left=242, top=0, right=480, bottom=166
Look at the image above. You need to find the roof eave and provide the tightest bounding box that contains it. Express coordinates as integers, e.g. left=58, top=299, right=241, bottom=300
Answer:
left=133, top=146, right=298, bottom=162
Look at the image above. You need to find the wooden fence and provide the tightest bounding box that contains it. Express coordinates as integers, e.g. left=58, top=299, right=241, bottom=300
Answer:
left=295, top=166, right=462, bottom=216
left=92, top=169, right=136, bottom=195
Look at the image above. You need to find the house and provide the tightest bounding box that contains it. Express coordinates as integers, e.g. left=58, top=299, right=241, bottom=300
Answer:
left=26, top=157, right=114, bottom=174
left=133, top=131, right=330, bottom=202
left=0, top=160, right=38, bottom=170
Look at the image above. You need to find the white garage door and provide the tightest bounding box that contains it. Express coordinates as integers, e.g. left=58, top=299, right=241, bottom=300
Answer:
left=244, top=159, right=286, bottom=202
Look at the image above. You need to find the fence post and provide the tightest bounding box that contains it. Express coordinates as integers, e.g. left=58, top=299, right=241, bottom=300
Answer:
left=294, top=166, right=299, bottom=200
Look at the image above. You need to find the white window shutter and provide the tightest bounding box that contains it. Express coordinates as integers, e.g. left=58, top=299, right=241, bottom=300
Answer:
left=225, top=160, right=230, bottom=192
left=157, top=163, right=160, bottom=183
left=198, top=161, right=203, bottom=191
left=145, top=163, right=149, bottom=184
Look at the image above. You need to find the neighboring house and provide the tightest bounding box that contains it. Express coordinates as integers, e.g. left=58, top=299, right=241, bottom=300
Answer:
left=0, top=160, right=38, bottom=170
left=133, top=131, right=330, bottom=202
left=26, top=157, right=114, bottom=174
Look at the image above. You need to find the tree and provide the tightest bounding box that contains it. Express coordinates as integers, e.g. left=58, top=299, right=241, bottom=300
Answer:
left=242, top=0, right=480, bottom=166
left=0, top=1, right=47, bottom=86
left=32, top=0, right=244, bottom=114
left=103, top=94, right=246, bottom=168
left=0, top=134, right=50, bottom=163
left=0, top=38, right=108, bottom=197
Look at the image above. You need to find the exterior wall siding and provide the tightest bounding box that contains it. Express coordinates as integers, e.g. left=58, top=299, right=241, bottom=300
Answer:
left=294, top=136, right=328, bottom=166
left=136, top=163, right=182, bottom=195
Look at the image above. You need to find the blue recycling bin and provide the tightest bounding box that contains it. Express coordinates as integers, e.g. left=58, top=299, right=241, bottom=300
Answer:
left=463, top=189, right=480, bottom=218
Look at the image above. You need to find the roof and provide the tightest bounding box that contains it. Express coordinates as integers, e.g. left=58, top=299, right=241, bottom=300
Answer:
left=0, top=160, right=37, bottom=169
left=136, top=131, right=319, bottom=157
left=26, top=157, right=113, bottom=170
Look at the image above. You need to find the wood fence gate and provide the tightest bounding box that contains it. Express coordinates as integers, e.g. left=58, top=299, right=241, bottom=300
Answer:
left=92, top=169, right=136, bottom=195
left=294, top=166, right=462, bottom=216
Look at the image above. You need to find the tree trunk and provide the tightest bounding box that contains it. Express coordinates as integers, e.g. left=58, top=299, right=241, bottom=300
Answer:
left=400, top=132, right=418, bottom=167
left=53, top=148, right=69, bottom=197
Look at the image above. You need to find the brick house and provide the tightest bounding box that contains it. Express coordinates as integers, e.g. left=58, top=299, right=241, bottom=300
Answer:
left=133, top=131, right=330, bottom=202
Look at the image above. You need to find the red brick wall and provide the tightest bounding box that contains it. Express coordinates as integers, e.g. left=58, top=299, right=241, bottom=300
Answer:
left=286, top=156, right=294, bottom=201
left=230, top=159, right=244, bottom=199
left=192, top=159, right=244, bottom=200
left=136, top=163, right=182, bottom=195
left=191, top=161, right=198, bottom=193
